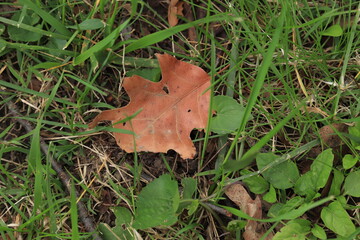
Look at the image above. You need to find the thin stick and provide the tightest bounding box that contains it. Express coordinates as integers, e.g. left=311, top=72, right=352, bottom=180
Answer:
left=4, top=100, right=102, bottom=240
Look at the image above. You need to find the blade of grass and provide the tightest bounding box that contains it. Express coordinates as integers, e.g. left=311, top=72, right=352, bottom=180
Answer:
left=73, top=19, right=130, bottom=65
left=70, top=181, right=79, bottom=239
left=32, top=71, right=64, bottom=217
left=64, top=73, right=107, bottom=96
left=0, top=80, right=77, bottom=107
left=223, top=104, right=303, bottom=171
left=0, top=191, right=29, bottom=222
left=201, top=30, right=216, bottom=165
left=124, top=13, right=230, bottom=53
left=29, top=122, right=42, bottom=214
left=222, top=2, right=287, bottom=169
left=0, top=39, right=76, bottom=56
left=214, top=37, right=240, bottom=169
left=333, top=2, right=360, bottom=113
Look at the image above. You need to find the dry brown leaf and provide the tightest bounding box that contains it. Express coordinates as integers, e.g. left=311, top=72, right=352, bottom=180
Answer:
left=319, top=123, right=348, bottom=147
left=89, top=53, right=210, bottom=159
left=168, top=0, right=184, bottom=26
left=225, top=183, right=273, bottom=240
left=304, top=106, right=329, bottom=118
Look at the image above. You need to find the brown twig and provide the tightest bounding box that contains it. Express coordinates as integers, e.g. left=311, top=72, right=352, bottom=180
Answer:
left=4, top=100, right=102, bottom=240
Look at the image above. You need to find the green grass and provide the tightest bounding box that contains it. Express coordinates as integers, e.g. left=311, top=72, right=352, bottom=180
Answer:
left=0, top=0, right=359, bottom=239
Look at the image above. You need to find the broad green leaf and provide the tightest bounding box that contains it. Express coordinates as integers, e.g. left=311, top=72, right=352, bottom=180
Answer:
left=321, top=24, right=343, bottom=37
left=294, top=149, right=333, bottom=198
left=240, top=169, right=269, bottom=194
left=45, top=38, right=67, bottom=57
left=100, top=207, right=134, bottom=239
left=98, top=223, right=122, bottom=240
left=263, top=184, right=276, bottom=203
left=210, top=96, right=249, bottom=134
left=126, top=68, right=161, bottom=82
left=181, top=177, right=197, bottom=199
left=187, top=200, right=199, bottom=216
left=8, top=12, right=42, bottom=42
left=294, top=171, right=317, bottom=198
left=321, top=201, right=355, bottom=237
left=309, top=149, right=334, bottom=188
left=311, top=224, right=327, bottom=240
left=273, top=219, right=311, bottom=240
left=343, top=170, right=360, bottom=197
left=67, top=19, right=106, bottom=30
left=227, top=220, right=247, bottom=231
left=348, top=123, right=360, bottom=148
left=133, top=174, right=179, bottom=229
left=178, top=177, right=198, bottom=213
left=114, top=207, right=132, bottom=228
left=329, top=169, right=344, bottom=196
left=267, top=203, right=284, bottom=218
left=256, top=152, right=299, bottom=189
left=342, top=154, right=358, bottom=170
left=268, top=196, right=304, bottom=217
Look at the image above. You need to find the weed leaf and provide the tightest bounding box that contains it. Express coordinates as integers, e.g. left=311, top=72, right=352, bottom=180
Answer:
left=8, top=12, right=42, bottom=42
left=99, top=207, right=135, bottom=239
left=343, top=170, right=360, bottom=197
left=311, top=224, right=327, bottom=240
left=210, top=96, right=249, bottom=134
left=67, top=19, right=106, bottom=30
left=342, top=154, right=358, bottom=170
left=240, top=169, right=269, bottom=194
left=321, top=201, right=355, bottom=237
left=256, top=153, right=299, bottom=189
left=329, top=169, right=344, bottom=196
left=263, top=185, right=276, bottom=203
left=133, top=174, right=179, bottom=229
left=273, top=219, right=311, bottom=240
left=321, top=24, right=343, bottom=37
left=294, top=149, right=334, bottom=199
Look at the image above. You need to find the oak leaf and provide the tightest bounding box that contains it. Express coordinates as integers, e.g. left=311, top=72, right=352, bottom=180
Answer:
left=89, top=53, right=210, bottom=159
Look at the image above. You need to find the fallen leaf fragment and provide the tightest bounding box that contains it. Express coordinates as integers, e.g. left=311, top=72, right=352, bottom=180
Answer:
left=168, top=0, right=184, bottom=26
left=225, top=182, right=273, bottom=240
left=89, top=53, right=210, bottom=159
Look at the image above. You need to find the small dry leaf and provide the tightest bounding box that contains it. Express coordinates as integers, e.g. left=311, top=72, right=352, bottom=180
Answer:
left=89, top=54, right=210, bottom=159
left=319, top=123, right=348, bottom=147
left=304, top=106, right=329, bottom=118
left=168, top=0, right=184, bottom=26
left=225, top=183, right=273, bottom=240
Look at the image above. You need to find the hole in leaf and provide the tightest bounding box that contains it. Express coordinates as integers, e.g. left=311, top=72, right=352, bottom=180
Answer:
left=162, top=86, right=169, bottom=94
